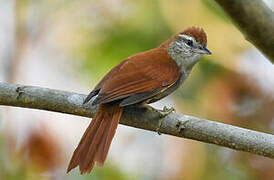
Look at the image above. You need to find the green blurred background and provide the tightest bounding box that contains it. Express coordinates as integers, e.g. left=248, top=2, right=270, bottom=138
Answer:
left=0, top=0, right=273, bottom=179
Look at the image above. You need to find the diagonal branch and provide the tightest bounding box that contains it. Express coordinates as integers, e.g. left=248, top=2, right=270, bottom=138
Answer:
left=0, top=82, right=273, bottom=158
left=214, top=0, right=274, bottom=62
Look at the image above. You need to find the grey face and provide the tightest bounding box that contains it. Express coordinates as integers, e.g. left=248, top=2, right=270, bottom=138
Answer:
left=167, top=34, right=211, bottom=70
left=176, top=34, right=211, bottom=57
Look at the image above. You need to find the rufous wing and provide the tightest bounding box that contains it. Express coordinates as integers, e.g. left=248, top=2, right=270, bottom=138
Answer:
left=92, top=47, right=181, bottom=105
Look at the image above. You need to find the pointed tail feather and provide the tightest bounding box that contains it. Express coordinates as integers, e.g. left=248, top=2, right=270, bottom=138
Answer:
left=67, top=103, right=123, bottom=174
left=95, top=105, right=121, bottom=166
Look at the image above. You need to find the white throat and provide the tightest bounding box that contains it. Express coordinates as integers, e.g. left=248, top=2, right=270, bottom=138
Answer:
left=167, top=41, right=202, bottom=73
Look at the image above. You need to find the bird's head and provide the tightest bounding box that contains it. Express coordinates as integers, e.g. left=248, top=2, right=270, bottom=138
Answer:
left=164, top=27, right=211, bottom=69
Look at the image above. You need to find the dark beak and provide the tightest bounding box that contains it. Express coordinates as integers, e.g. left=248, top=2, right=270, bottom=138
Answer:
left=202, top=47, right=211, bottom=55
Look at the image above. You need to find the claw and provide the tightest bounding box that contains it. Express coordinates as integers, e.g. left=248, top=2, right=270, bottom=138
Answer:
left=156, top=106, right=176, bottom=135
left=160, top=106, right=175, bottom=118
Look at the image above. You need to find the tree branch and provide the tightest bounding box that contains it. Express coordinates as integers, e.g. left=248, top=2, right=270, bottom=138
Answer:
left=0, top=82, right=273, bottom=158
left=214, top=0, right=274, bottom=62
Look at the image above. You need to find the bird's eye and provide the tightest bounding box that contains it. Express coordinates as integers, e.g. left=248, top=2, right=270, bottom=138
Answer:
left=186, top=39, right=193, bottom=46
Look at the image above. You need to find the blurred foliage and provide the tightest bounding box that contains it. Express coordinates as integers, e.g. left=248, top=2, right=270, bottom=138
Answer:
left=202, top=0, right=230, bottom=22
left=1, top=0, right=273, bottom=179
left=203, top=146, right=256, bottom=180
left=80, top=0, right=172, bottom=82
left=67, top=164, right=134, bottom=180
left=177, top=58, right=226, bottom=101
left=0, top=131, right=131, bottom=180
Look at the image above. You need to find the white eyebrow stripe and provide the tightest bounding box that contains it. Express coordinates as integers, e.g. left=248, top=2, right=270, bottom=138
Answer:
left=178, top=34, right=193, bottom=41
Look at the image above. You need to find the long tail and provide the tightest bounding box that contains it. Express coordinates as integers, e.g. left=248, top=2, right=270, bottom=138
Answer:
left=67, top=103, right=123, bottom=174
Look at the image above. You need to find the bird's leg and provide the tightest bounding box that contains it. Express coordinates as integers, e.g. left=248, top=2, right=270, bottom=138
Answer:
left=156, top=106, right=175, bottom=135
left=160, top=106, right=176, bottom=117
left=141, top=104, right=175, bottom=134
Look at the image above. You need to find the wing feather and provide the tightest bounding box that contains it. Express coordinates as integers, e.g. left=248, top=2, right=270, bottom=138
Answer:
left=93, top=48, right=181, bottom=104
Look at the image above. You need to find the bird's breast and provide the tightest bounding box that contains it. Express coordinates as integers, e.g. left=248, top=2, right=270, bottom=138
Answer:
left=146, top=69, right=190, bottom=104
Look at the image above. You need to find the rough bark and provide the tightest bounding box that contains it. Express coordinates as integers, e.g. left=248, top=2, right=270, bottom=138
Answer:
left=0, top=82, right=273, bottom=158
left=214, top=0, right=274, bottom=62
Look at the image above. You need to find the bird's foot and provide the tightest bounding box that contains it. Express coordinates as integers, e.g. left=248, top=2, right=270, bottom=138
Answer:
left=156, top=106, right=175, bottom=135
left=159, top=106, right=175, bottom=118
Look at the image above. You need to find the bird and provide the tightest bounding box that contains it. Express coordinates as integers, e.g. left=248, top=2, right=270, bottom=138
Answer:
left=67, top=26, right=211, bottom=174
